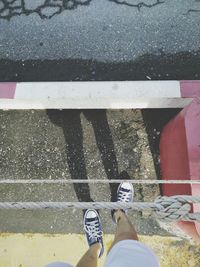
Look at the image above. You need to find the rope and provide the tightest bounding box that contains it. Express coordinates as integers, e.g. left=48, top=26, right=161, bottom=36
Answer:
left=0, top=195, right=199, bottom=222
left=154, top=196, right=200, bottom=222
left=0, top=202, right=157, bottom=211
left=0, top=179, right=200, bottom=184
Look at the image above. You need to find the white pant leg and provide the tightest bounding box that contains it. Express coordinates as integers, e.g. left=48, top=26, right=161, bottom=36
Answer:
left=104, top=240, right=159, bottom=267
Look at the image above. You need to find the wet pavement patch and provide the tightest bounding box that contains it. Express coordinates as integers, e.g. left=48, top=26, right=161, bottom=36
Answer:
left=0, top=50, right=200, bottom=81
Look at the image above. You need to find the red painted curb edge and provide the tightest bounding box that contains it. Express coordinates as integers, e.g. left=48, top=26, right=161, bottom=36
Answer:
left=180, top=80, right=200, bottom=98
left=160, top=98, right=200, bottom=243
left=0, top=83, right=16, bottom=99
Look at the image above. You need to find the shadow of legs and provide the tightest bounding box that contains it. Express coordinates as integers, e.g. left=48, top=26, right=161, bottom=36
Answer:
left=47, top=109, right=93, bottom=202
left=84, top=110, right=120, bottom=201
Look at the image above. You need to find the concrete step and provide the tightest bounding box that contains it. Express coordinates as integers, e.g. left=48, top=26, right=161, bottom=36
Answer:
left=0, top=109, right=178, bottom=234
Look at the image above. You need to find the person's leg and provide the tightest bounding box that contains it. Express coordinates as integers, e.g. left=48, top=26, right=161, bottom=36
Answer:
left=76, top=243, right=100, bottom=267
left=106, top=210, right=159, bottom=267
left=110, top=210, right=138, bottom=251
left=77, top=209, right=104, bottom=267
left=108, top=182, right=138, bottom=252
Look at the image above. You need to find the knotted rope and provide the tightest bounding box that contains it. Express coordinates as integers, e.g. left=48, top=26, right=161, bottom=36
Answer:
left=0, top=195, right=199, bottom=222
left=154, top=196, right=199, bottom=222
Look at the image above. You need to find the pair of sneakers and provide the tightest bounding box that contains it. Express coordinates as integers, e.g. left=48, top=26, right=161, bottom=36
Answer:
left=84, top=182, right=134, bottom=258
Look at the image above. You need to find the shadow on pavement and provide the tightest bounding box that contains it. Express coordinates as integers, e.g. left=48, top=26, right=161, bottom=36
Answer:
left=142, top=109, right=181, bottom=193
left=47, top=109, right=127, bottom=202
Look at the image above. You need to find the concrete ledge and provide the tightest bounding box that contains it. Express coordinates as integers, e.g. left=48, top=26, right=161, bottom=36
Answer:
left=0, top=81, right=199, bottom=109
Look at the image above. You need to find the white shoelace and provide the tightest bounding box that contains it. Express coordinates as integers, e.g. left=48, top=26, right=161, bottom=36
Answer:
left=84, top=220, right=102, bottom=240
left=118, top=190, right=132, bottom=202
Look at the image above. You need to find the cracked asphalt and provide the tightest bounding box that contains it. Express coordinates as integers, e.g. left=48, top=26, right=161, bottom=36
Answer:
left=0, top=0, right=200, bottom=80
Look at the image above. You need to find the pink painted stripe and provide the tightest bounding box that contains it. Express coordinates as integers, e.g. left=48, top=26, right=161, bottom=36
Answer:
left=0, top=83, right=16, bottom=99
left=180, top=80, right=200, bottom=98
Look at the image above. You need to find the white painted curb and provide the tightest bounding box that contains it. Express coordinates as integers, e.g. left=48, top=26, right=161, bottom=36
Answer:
left=0, top=81, right=199, bottom=109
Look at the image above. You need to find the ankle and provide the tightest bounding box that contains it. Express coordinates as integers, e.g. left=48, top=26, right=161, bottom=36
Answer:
left=114, top=210, right=126, bottom=223
left=90, top=242, right=101, bottom=252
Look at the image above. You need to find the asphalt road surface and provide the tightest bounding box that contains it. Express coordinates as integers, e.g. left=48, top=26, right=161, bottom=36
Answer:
left=0, top=0, right=200, bottom=81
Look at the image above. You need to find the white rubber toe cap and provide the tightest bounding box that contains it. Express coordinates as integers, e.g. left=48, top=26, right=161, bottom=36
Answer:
left=85, top=209, right=98, bottom=219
